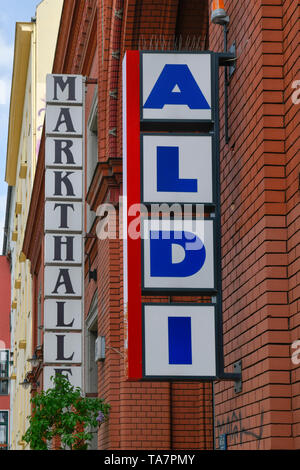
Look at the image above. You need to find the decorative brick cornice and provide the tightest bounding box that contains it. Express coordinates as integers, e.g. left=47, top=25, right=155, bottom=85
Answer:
left=53, top=0, right=97, bottom=75
left=74, top=0, right=98, bottom=75
left=52, top=0, right=77, bottom=73
left=86, top=157, right=122, bottom=212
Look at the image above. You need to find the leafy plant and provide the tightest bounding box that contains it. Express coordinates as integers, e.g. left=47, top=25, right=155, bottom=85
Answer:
left=22, top=374, right=110, bottom=450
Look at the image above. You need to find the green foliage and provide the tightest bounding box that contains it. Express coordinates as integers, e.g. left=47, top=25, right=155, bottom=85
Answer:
left=22, top=374, right=110, bottom=450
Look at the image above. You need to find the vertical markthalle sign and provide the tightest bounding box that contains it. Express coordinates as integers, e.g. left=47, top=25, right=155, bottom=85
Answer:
left=43, top=75, right=84, bottom=390
left=123, top=51, right=227, bottom=381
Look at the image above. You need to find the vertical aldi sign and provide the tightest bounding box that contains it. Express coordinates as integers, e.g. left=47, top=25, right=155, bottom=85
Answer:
left=123, top=51, right=222, bottom=380
left=43, top=75, right=84, bottom=390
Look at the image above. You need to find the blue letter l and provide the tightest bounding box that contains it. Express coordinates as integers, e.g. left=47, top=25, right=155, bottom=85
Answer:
left=157, top=146, right=197, bottom=193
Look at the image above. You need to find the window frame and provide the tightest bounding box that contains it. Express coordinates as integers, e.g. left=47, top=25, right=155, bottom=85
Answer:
left=86, top=87, right=98, bottom=233
left=86, top=86, right=98, bottom=193
left=85, top=291, right=98, bottom=396
left=0, top=350, right=9, bottom=396
left=0, top=410, right=9, bottom=450
left=37, top=288, right=42, bottom=346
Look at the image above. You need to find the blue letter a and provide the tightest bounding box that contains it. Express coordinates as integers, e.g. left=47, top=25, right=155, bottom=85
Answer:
left=144, top=64, right=210, bottom=110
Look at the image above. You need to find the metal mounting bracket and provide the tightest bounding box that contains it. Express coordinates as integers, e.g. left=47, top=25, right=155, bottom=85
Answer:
left=217, top=360, right=242, bottom=393
left=233, top=360, right=242, bottom=393
left=109, top=127, right=117, bottom=136
left=112, top=50, right=120, bottom=60
left=85, top=252, right=97, bottom=282
left=109, top=89, right=118, bottom=99
left=228, top=42, right=236, bottom=79
left=115, top=9, right=123, bottom=20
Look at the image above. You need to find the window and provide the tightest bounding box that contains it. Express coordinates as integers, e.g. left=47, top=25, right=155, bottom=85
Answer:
left=85, top=292, right=98, bottom=395
left=0, top=411, right=8, bottom=450
left=37, top=289, right=42, bottom=345
left=0, top=351, right=9, bottom=395
left=86, top=87, right=98, bottom=232
left=87, top=87, right=98, bottom=189
left=85, top=292, right=98, bottom=450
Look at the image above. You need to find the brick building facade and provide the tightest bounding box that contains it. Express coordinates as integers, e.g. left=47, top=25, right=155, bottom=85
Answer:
left=22, top=0, right=299, bottom=450
left=210, top=0, right=300, bottom=450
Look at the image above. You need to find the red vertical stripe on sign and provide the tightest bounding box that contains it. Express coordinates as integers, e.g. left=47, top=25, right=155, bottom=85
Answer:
left=126, top=51, right=142, bottom=379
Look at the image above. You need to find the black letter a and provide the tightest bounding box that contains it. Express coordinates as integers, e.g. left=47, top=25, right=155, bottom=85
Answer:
left=52, top=269, right=75, bottom=295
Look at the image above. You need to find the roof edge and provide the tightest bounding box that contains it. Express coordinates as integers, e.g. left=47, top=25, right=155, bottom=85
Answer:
left=5, top=22, right=34, bottom=186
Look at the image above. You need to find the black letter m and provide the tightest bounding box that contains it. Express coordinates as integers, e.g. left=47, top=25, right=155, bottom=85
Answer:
left=53, top=76, right=76, bottom=101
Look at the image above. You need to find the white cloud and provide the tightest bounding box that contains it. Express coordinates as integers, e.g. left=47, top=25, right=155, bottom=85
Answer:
left=0, top=80, right=5, bottom=104
left=0, top=77, right=11, bottom=105
left=0, top=11, right=9, bottom=27
left=0, top=30, right=13, bottom=69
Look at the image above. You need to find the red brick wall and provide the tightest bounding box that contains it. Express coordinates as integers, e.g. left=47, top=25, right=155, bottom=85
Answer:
left=210, top=0, right=300, bottom=450
left=282, top=0, right=300, bottom=449
left=91, top=0, right=214, bottom=450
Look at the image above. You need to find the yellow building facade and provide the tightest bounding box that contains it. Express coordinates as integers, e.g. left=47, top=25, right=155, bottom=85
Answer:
left=4, top=0, right=63, bottom=449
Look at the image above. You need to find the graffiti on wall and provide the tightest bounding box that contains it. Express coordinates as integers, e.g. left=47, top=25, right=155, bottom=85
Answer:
left=36, top=97, right=46, bottom=156
left=216, top=409, right=264, bottom=449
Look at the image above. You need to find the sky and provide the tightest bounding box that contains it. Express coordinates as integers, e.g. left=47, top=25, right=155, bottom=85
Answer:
left=0, top=0, right=40, bottom=250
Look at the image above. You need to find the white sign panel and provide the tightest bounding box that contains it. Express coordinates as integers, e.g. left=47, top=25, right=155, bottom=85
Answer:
left=44, top=366, right=82, bottom=390
left=44, top=74, right=84, bottom=391
left=141, top=53, right=212, bottom=121
left=44, top=234, right=82, bottom=265
left=123, top=52, right=221, bottom=381
left=45, top=137, right=83, bottom=168
left=46, top=74, right=83, bottom=104
left=142, top=218, right=215, bottom=290
left=45, top=201, right=83, bottom=232
left=44, top=332, right=82, bottom=364
left=44, top=299, right=82, bottom=330
left=46, top=105, right=83, bottom=136
left=45, top=169, right=83, bottom=200
left=143, top=304, right=216, bottom=377
left=142, top=134, right=213, bottom=203
left=44, top=266, right=82, bottom=297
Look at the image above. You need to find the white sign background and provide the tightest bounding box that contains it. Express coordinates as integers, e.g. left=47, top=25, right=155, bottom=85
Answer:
left=44, top=233, right=82, bottom=265
left=45, top=137, right=83, bottom=168
left=44, top=266, right=82, bottom=297
left=46, top=105, right=83, bottom=136
left=142, top=134, right=213, bottom=203
left=44, top=299, right=82, bottom=330
left=44, top=74, right=84, bottom=392
left=142, top=218, right=215, bottom=290
left=45, top=168, right=83, bottom=200
left=46, top=74, right=83, bottom=104
left=142, top=53, right=212, bottom=121
left=44, top=332, right=82, bottom=364
left=43, top=366, right=82, bottom=390
left=143, top=304, right=216, bottom=376
left=45, top=201, right=83, bottom=232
